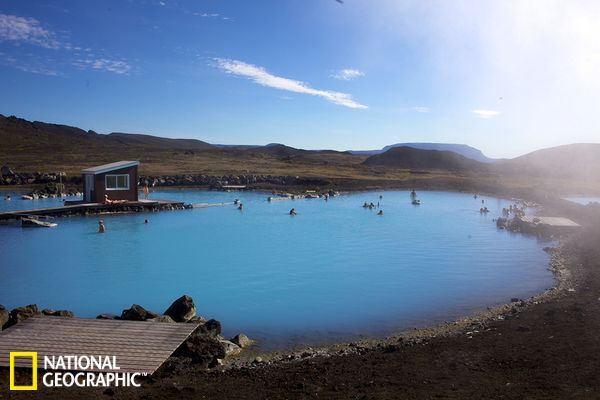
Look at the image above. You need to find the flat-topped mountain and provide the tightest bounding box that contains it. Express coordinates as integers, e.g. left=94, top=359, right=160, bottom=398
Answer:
left=350, top=143, right=494, bottom=163
left=363, top=146, right=489, bottom=172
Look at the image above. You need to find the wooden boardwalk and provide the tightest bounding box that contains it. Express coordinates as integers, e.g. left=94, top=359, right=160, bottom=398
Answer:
left=0, top=200, right=185, bottom=221
left=0, top=317, right=198, bottom=374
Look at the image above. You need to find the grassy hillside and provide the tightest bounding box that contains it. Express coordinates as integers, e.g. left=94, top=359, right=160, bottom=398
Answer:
left=498, top=143, right=600, bottom=182
left=1, top=114, right=599, bottom=194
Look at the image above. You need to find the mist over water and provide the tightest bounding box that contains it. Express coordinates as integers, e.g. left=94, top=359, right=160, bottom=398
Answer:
left=0, top=190, right=554, bottom=347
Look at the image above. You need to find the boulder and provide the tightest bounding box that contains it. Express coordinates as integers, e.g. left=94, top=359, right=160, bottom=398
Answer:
left=164, top=295, right=196, bottom=322
left=196, top=319, right=221, bottom=337
left=187, top=315, right=207, bottom=324
left=219, top=340, right=242, bottom=357
left=0, top=305, right=9, bottom=329
left=96, top=313, right=119, bottom=320
left=1, top=165, right=14, bottom=176
left=147, top=315, right=176, bottom=323
left=8, top=304, right=40, bottom=328
left=42, top=309, right=74, bottom=317
left=175, top=334, right=226, bottom=367
left=120, top=304, right=159, bottom=321
left=230, top=333, right=254, bottom=349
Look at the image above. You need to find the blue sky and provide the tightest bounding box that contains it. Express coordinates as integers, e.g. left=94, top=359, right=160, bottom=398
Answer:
left=1, top=0, right=599, bottom=158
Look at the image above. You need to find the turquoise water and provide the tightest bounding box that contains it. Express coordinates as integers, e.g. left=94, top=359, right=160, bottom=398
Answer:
left=0, top=190, right=554, bottom=347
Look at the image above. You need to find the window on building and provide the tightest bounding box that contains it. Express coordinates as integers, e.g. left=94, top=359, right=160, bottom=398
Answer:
left=105, top=174, right=130, bottom=190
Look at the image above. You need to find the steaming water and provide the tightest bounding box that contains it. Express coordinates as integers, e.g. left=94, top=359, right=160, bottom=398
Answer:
left=565, top=196, right=600, bottom=205
left=0, top=190, right=554, bottom=347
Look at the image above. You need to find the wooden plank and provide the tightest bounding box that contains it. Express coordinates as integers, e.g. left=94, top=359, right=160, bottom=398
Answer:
left=0, top=317, right=198, bottom=374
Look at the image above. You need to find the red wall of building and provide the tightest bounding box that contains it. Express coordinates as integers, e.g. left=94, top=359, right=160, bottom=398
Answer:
left=91, top=165, right=138, bottom=203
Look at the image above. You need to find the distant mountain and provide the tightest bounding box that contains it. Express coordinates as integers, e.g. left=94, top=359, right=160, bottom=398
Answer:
left=255, top=143, right=306, bottom=157
left=363, top=146, right=489, bottom=172
left=0, top=114, right=218, bottom=172
left=0, top=114, right=215, bottom=152
left=0, top=114, right=355, bottom=174
left=498, top=143, right=600, bottom=181
left=350, top=143, right=494, bottom=163
left=107, top=132, right=214, bottom=150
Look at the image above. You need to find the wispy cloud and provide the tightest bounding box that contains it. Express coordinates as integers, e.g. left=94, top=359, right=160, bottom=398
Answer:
left=412, top=106, right=431, bottom=113
left=0, top=13, right=60, bottom=49
left=195, top=12, right=220, bottom=17
left=0, top=13, right=133, bottom=76
left=0, top=51, right=60, bottom=76
left=74, top=58, right=132, bottom=75
left=331, top=68, right=364, bottom=81
left=215, top=58, right=367, bottom=109
left=472, top=109, right=500, bottom=119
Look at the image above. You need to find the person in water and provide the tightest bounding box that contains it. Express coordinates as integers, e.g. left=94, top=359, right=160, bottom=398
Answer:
left=98, top=220, right=105, bottom=233
left=377, top=210, right=383, bottom=215
left=238, top=203, right=243, bottom=210
left=289, top=208, right=297, bottom=215
left=144, top=219, right=149, bottom=224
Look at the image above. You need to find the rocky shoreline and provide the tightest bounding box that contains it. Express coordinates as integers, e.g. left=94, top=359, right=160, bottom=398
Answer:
left=1, top=165, right=332, bottom=193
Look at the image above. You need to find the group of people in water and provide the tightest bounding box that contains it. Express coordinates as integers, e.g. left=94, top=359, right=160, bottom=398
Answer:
left=94, top=190, right=515, bottom=233
left=502, top=203, right=526, bottom=218
left=363, top=195, right=385, bottom=215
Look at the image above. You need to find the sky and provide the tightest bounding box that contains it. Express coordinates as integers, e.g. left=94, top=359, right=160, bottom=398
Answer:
left=0, top=0, right=599, bottom=158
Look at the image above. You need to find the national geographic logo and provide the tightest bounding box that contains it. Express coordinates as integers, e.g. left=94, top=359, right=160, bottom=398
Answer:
left=8, top=352, right=143, bottom=390
left=9, top=352, right=38, bottom=391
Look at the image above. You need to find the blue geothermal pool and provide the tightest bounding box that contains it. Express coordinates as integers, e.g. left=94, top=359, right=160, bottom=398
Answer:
left=0, top=190, right=554, bottom=347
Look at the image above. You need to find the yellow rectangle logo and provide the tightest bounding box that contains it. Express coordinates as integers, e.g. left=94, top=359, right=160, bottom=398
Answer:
left=9, top=352, right=38, bottom=391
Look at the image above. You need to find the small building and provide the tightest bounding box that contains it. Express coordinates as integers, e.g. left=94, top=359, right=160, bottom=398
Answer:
left=81, top=161, right=140, bottom=203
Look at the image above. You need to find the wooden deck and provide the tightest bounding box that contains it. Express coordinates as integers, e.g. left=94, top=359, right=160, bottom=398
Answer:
left=521, top=216, right=581, bottom=227
left=0, top=317, right=198, bottom=374
left=0, top=200, right=185, bottom=221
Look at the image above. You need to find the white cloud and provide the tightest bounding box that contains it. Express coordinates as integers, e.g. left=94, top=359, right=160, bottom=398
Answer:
left=0, top=53, right=60, bottom=76
left=472, top=109, right=500, bottom=119
left=331, top=68, right=365, bottom=80
left=194, top=13, right=220, bottom=18
left=412, top=106, right=431, bottom=113
left=74, top=58, right=132, bottom=75
left=0, top=13, right=60, bottom=49
left=215, top=58, right=368, bottom=109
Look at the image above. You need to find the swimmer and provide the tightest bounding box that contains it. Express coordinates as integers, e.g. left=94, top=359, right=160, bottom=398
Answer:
left=98, top=220, right=105, bottom=233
